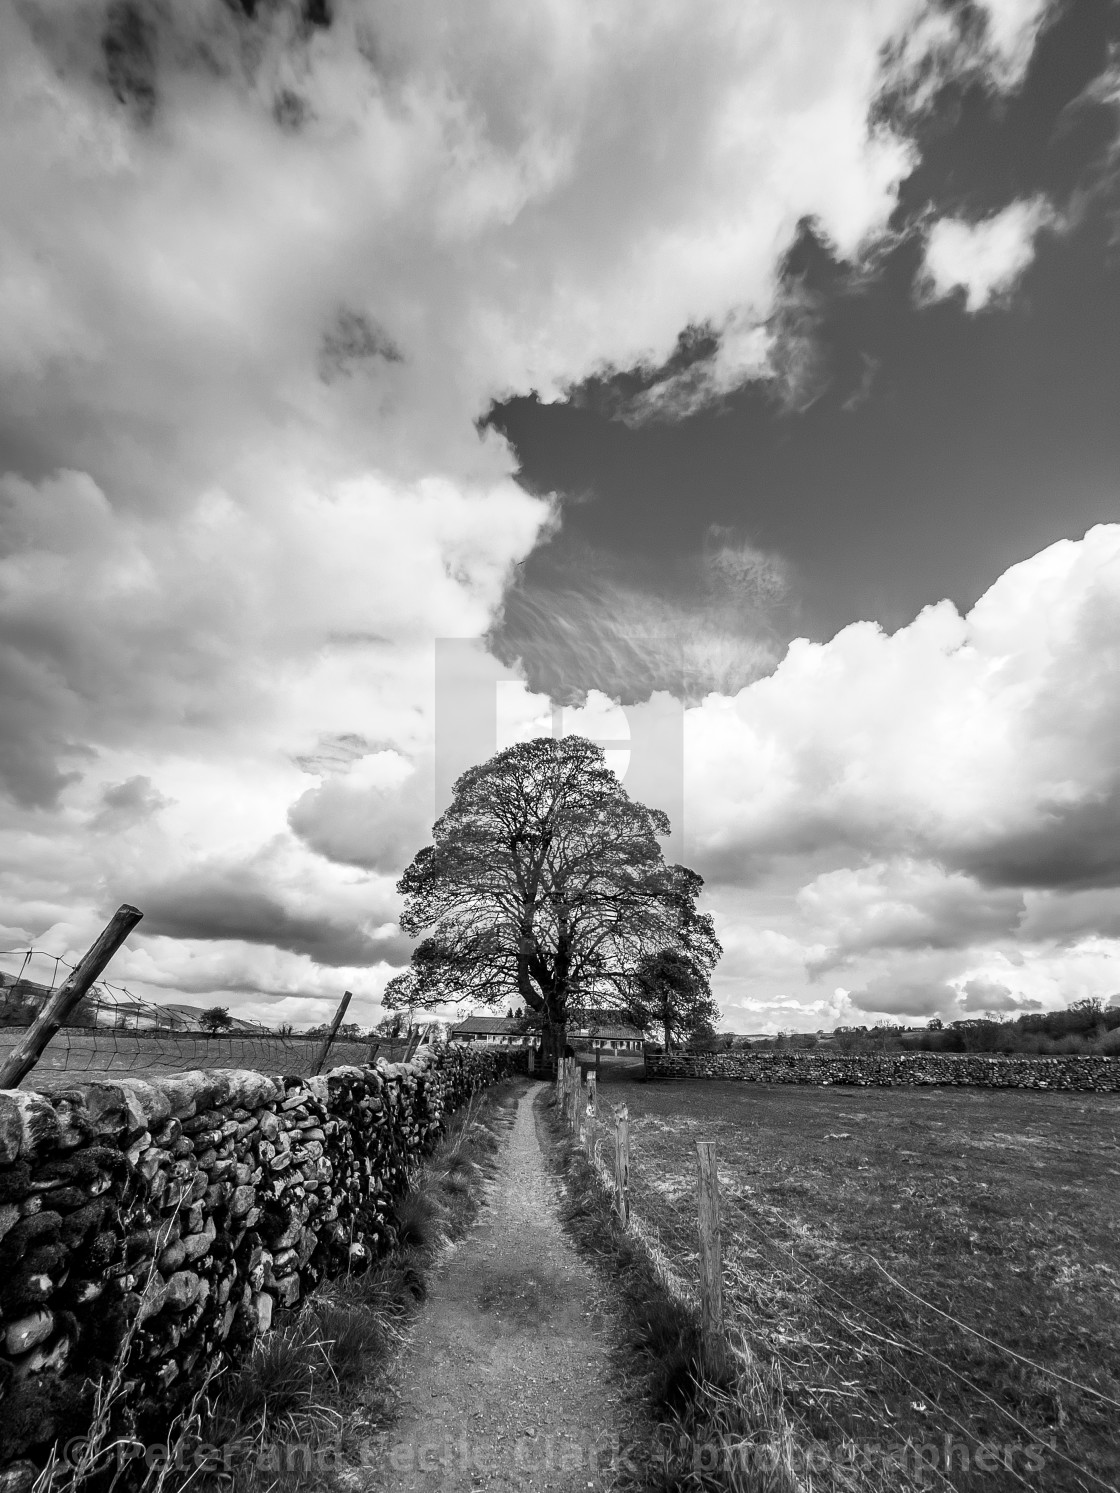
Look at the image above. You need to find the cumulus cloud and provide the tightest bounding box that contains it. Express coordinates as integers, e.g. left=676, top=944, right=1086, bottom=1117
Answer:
left=918, top=197, right=1056, bottom=312
left=90, top=776, right=173, bottom=832
left=959, top=977, right=1020, bottom=1013
left=137, top=861, right=410, bottom=968
left=677, top=525, right=1120, bottom=1029
left=847, top=972, right=959, bottom=1019
left=287, top=751, right=434, bottom=874
left=799, top=861, right=1024, bottom=973
left=0, top=0, right=1063, bottom=1014
left=686, top=524, right=1120, bottom=891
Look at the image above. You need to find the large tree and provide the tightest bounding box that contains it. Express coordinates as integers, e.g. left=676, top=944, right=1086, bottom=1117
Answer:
left=383, top=735, right=720, bottom=1063
left=631, top=946, right=720, bottom=1052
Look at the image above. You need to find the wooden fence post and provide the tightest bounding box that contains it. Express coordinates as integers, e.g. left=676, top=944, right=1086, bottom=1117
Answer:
left=0, top=905, right=144, bottom=1090
left=614, top=1106, right=630, bottom=1228
left=696, top=1141, right=724, bottom=1349
left=584, top=1071, right=597, bottom=1160
left=312, top=990, right=353, bottom=1076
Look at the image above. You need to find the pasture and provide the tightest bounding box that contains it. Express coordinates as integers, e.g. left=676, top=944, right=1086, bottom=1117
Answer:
left=0, top=1028, right=379, bottom=1086
left=598, top=1070, right=1120, bottom=1491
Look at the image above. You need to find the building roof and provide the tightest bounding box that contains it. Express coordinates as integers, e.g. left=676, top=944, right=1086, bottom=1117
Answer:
left=452, top=1015, right=541, bottom=1036
left=583, top=1023, right=644, bottom=1041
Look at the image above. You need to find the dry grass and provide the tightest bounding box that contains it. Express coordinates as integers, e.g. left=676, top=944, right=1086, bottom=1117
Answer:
left=588, top=1070, right=1120, bottom=1493
left=29, top=1078, right=524, bottom=1493
left=540, top=1088, right=818, bottom=1493
left=187, top=1077, right=523, bottom=1493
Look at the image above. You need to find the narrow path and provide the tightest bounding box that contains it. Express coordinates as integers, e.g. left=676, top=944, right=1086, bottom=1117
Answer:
left=363, top=1083, right=643, bottom=1490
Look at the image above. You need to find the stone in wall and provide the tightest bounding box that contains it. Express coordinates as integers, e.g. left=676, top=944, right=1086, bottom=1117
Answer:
left=0, top=1042, right=525, bottom=1467
left=645, top=1051, right=1120, bottom=1090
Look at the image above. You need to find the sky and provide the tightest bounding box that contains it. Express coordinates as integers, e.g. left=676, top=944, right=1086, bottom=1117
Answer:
left=2, top=0, right=1119, bottom=1033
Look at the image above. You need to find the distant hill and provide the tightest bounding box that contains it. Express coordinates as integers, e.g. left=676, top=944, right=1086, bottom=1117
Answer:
left=150, top=1003, right=266, bottom=1034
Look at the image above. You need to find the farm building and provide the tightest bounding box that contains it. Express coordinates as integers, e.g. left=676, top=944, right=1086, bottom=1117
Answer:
left=451, top=1010, right=647, bottom=1058
left=451, top=1014, right=541, bottom=1047
left=569, top=1019, right=645, bottom=1054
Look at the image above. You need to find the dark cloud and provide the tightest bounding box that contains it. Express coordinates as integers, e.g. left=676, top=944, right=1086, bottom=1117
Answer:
left=319, top=309, right=403, bottom=383
left=137, top=863, right=410, bottom=966
left=807, top=879, right=1025, bottom=972
left=487, top=531, right=790, bottom=707
left=273, top=88, right=311, bottom=132
left=490, top=2, right=1120, bottom=670
left=90, top=775, right=172, bottom=831
left=287, top=757, right=432, bottom=874
left=956, top=784, right=1120, bottom=891
left=848, top=976, right=958, bottom=1018
left=959, top=977, right=1025, bottom=1013
left=102, top=1, right=157, bottom=124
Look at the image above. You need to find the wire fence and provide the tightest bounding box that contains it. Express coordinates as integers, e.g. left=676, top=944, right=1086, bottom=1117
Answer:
left=556, top=1058, right=1120, bottom=1493
left=0, top=946, right=385, bottom=1086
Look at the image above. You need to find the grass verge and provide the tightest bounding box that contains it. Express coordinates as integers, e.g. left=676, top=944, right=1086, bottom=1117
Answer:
left=32, top=1077, right=524, bottom=1493
left=536, top=1086, right=813, bottom=1493
left=598, top=1072, right=1120, bottom=1493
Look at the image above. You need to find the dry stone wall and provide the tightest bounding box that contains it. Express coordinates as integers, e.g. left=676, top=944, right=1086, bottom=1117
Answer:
left=0, top=1043, right=524, bottom=1466
left=646, top=1051, right=1120, bottom=1089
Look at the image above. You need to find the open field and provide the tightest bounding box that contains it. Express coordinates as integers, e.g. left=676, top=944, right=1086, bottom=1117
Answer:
left=596, top=1069, right=1120, bottom=1491
left=0, top=1029, right=382, bottom=1086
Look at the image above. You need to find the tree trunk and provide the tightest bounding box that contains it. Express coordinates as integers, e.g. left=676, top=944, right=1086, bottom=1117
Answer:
left=541, top=1015, right=565, bottom=1074
left=664, top=1017, right=672, bottom=1053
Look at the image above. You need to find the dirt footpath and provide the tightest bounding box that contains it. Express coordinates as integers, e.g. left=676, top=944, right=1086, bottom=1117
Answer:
left=361, top=1082, right=645, bottom=1490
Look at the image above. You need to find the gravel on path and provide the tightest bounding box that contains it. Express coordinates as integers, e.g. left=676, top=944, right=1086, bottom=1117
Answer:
left=359, top=1082, right=646, bottom=1491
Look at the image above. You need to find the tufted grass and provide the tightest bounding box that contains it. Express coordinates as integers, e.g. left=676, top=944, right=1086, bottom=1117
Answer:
left=576, top=1068, right=1120, bottom=1492
left=26, top=1076, right=525, bottom=1493
left=171, top=1075, right=525, bottom=1492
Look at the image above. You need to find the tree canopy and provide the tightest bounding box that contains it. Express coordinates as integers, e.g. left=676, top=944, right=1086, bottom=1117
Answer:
left=199, top=1005, right=233, bottom=1034
left=631, top=946, right=720, bottom=1052
left=384, top=735, right=720, bottom=1057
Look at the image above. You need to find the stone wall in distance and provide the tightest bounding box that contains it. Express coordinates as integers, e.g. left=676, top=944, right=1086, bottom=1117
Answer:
left=645, top=1050, right=1120, bottom=1089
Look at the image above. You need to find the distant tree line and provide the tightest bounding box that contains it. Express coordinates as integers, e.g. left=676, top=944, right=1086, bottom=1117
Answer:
left=826, top=998, right=1120, bottom=1056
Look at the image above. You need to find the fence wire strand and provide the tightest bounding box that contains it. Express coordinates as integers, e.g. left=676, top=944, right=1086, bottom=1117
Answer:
left=0, top=946, right=376, bottom=1083
left=561, top=1063, right=1117, bottom=1493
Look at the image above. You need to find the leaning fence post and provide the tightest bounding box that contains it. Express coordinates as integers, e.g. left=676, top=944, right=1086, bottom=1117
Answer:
left=696, top=1141, right=724, bottom=1349
left=312, top=990, right=353, bottom=1076
left=0, top=905, right=144, bottom=1090
left=614, top=1106, right=630, bottom=1227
